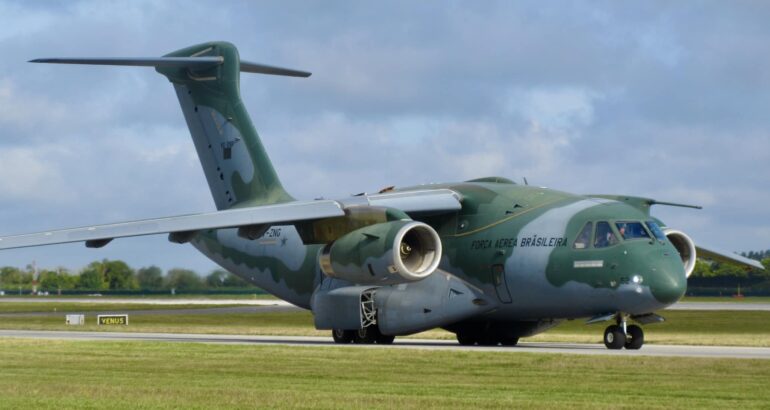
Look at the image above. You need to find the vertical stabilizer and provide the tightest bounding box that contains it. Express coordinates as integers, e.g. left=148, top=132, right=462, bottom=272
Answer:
left=30, top=41, right=309, bottom=210
left=155, top=42, right=298, bottom=209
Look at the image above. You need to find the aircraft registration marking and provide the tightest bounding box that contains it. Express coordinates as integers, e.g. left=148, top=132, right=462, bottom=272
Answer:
left=573, top=260, right=604, bottom=268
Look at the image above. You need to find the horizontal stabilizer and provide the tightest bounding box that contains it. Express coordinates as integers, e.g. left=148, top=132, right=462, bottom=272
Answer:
left=29, top=57, right=223, bottom=68
left=30, top=57, right=311, bottom=77
left=240, top=60, right=311, bottom=77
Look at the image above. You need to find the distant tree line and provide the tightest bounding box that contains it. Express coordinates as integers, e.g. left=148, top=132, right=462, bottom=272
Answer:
left=1, top=250, right=768, bottom=293
left=0, top=259, right=258, bottom=292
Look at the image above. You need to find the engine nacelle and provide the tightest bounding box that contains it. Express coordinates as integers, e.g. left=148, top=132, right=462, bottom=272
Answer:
left=319, top=220, right=442, bottom=285
left=663, top=228, right=697, bottom=278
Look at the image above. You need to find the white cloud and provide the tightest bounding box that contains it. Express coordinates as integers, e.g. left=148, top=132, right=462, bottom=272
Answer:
left=0, top=146, right=74, bottom=202
left=507, top=87, right=601, bottom=132
left=0, top=78, right=70, bottom=134
left=0, top=2, right=55, bottom=42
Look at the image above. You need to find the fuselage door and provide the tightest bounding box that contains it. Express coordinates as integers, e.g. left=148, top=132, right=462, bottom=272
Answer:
left=491, top=264, right=512, bottom=303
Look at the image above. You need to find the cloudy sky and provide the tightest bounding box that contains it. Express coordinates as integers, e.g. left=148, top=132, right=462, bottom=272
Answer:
left=0, top=1, right=768, bottom=274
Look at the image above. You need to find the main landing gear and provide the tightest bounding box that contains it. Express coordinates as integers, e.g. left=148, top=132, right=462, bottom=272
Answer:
left=603, top=314, right=644, bottom=350
left=455, top=329, right=519, bottom=347
left=332, top=326, right=395, bottom=345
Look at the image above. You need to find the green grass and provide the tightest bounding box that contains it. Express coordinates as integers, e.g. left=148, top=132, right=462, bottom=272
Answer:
left=1, top=308, right=769, bottom=347
left=0, top=339, right=766, bottom=409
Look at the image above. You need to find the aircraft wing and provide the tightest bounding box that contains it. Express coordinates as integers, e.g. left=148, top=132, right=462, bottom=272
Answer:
left=695, top=244, right=765, bottom=270
left=0, top=189, right=462, bottom=250
left=0, top=200, right=344, bottom=250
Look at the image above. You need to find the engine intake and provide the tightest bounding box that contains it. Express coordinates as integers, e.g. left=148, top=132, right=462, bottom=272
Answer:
left=663, top=229, right=697, bottom=278
left=319, top=220, right=442, bottom=285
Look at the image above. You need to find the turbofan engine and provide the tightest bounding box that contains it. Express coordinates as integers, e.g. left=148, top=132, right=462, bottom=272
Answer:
left=319, top=220, right=442, bottom=285
left=663, top=228, right=697, bottom=278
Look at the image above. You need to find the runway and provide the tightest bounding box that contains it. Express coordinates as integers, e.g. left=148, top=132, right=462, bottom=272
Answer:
left=0, top=329, right=767, bottom=359
left=667, top=302, right=770, bottom=311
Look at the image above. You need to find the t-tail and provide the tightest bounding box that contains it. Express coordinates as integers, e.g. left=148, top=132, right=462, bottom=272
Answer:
left=31, top=41, right=310, bottom=209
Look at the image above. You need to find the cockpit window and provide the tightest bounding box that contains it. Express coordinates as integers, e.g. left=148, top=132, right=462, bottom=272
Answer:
left=594, top=221, right=618, bottom=248
left=646, top=221, right=667, bottom=241
left=615, top=221, right=651, bottom=240
left=574, top=222, right=593, bottom=249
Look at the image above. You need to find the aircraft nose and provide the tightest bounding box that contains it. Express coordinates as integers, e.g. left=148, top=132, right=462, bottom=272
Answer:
left=650, top=258, right=687, bottom=305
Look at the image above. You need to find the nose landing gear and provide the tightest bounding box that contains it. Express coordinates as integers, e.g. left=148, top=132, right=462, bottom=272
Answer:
left=603, top=314, right=644, bottom=350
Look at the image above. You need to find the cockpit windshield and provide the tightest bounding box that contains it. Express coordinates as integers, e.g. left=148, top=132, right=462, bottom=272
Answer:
left=594, top=221, right=618, bottom=248
left=645, top=221, right=667, bottom=241
left=615, top=221, right=650, bottom=240
left=574, top=222, right=593, bottom=249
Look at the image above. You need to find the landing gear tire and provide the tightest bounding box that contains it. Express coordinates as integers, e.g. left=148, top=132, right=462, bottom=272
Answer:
left=604, top=325, right=626, bottom=350
left=332, top=329, right=354, bottom=344
left=353, top=326, right=378, bottom=344
left=477, top=331, right=501, bottom=346
left=500, top=337, right=519, bottom=346
left=625, top=325, right=644, bottom=350
left=456, top=331, right=477, bottom=346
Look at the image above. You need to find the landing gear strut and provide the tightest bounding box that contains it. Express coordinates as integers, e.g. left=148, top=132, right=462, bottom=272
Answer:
left=625, top=324, right=644, bottom=350
left=603, top=314, right=644, bottom=350
left=331, top=288, right=395, bottom=345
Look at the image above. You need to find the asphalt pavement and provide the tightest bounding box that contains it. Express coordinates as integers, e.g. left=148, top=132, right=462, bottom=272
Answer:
left=0, top=329, right=767, bottom=359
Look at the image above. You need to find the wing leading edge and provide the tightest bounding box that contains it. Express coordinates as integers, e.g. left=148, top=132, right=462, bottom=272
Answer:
left=695, top=244, right=765, bottom=270
left=0, top=189, right=462, bottom=251
left=0, top=200, right=344, bottom=250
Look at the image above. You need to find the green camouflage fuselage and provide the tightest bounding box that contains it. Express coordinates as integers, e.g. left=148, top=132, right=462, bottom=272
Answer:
left=191, top=180, right=686, bottom=326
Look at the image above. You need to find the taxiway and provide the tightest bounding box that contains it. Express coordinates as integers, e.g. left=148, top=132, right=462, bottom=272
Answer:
left=0, top=329, right=767, bottom=359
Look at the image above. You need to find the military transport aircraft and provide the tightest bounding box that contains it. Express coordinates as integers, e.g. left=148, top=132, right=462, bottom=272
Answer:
left=1, top=42, right=762, bottom=350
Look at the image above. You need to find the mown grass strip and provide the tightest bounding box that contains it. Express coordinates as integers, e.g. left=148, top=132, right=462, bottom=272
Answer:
left=0, top=339, right=766, bottom=409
